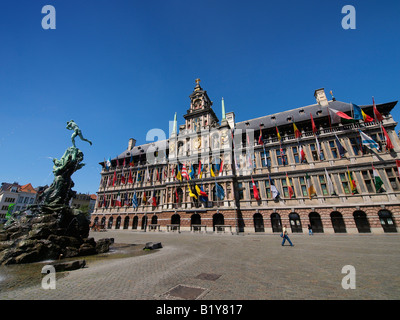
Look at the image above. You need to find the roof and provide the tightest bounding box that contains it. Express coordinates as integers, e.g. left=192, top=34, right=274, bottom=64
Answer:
left=20, top=183, right=37, bottom=194
left=235, top=100, right=398, bottom=131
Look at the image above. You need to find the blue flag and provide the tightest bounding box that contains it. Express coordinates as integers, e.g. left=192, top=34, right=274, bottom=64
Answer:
left=215, top=183, right=225, bottom=200
left=352, top=103, right=363, bottom=120
left=335, top=134, right=346, bottom=157
left=132, top=192, right=138, bottom=208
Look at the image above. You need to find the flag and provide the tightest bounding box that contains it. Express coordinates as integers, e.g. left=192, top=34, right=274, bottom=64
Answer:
left=124, top=192, right=129, bottom=206
left=353, top=103, right=373, bottom=122
left=335, top=134, right=346, bottom=157
left=121, top=167, right=126, bottom=185
left=128, top=169, right=133, bottom=184
left=348, top=168, right=357, bottom=194
left=252, top=177, right=260, bottom=201
left=112, top=170, right=117, bottom=186
left=188, top=183, right=197, bottom=200
left=136, top=171, right=142, bottom=183
left=146, top=166, right=151, bottom=181
left=324, top=169, right=335, bottom=196
left=293, top=122, right=302, bottom=138
left=115, top=192, right=122, bottom=207
left=396, top=160, right=400, bottom=178
left=103, top=193, right=107, bottom=208
left=174, top=188, right=179, bottom=203
left=176, top=166, right=182, bottom=181
left=198, top=160, right=203, bottom=178
left=132, top=192, right=138, bottom=208
left=215, top=183, right=225, bottom=200
left=189, top=164, right=195, bottom=180
left=106, top=157, right=112, bottom=170
left=315, top=135, right=322, bottom=160
left=372, top=166, right=384, bottom=192
left=310, top=113, right=318, bottom=134
left=152, top=190, right=157, bottom=206
left=142, top=191, right=147, bottom=204
left=299, top=144, right=306, bottom=163
left=280, top=146, right=286, bottom=165
left=286, top=173, right=294, bottom=199
left=306, top=173, right=316, bottom=199
left=258, top=125, right=263, bottom=145
left=276, top=126, right=281, bottom=141
left=116, top=156, right=120, bottom=168
left=210, top=164, right=215, bottom=177
left=129, top=155, right=134, bottom=166
left=197, top=185, right=208, bottom=202
left=123, top=157, right=126, bottom=167
left=359, top=130, right=380, bottom=151
left=110, top=196, right=114, bottom=207
left=268, top=175, right=280, bottom=199
left=195, top=184, right=208, bottom=198
left=219, top=159, right=224, bottom=175
left=328, top=107, right=354, bottom=124
left=373, top=97, right=384, bottom=122
left=381, top=125, right=394, bottom=151
left=181, top=164, right=189, bottom=180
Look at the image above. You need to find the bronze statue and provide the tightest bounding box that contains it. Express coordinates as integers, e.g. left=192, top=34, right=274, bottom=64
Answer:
left=66, top=120, right=92, bottom=148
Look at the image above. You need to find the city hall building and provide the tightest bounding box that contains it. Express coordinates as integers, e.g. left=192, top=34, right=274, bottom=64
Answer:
left=91, top=80, right=399, bottom=234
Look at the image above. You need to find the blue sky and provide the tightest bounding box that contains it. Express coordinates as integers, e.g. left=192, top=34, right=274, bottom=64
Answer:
left=0, top=0, right=399, bottom=195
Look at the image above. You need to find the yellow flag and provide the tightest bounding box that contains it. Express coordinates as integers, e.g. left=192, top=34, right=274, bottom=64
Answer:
left=176, top=170, right=182, bottom=181
left=210, top=165, right=215, bottom=178
left=188, top=183, right=197, bottom=199
left=195, top=185, right=202, bottom=196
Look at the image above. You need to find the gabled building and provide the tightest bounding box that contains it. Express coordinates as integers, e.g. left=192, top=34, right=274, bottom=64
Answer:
left=0, top=182, right=37, bottom=220
left=91, top=80, right=399, bottom=234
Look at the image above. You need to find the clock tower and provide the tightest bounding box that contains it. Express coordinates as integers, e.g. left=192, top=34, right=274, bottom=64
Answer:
left=183, top=79, right=219, bottom=132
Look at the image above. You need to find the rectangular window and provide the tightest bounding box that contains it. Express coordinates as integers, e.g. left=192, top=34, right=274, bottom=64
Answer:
left=276, top=148, right=287, bottom=166
left=237, top=182, right=244, bottom=200
left=319, top=175, right=328, bottom=196
left=261, top=151, right=271, bottom=167
left=18, top=197, right=24, bottom=203
left=386, top=168, right=399, bottom=190
left=329, top=141, right=338, bottom=159
left=292, top=146, right=300, bottom=164
left=250, top=181, right=259, bottom=199
left=265, top=180, right=272, bottom=199
left=340, top=173, right=351, bottom=194
left=310, top=143, right=324, bottom=161
left=362, top=170, right=375, bottom=193
left=281, top=178, right=295, bottom=198
left=350, top=137, right=362, bottom=156
left=299, top=177, right=308, bottom=197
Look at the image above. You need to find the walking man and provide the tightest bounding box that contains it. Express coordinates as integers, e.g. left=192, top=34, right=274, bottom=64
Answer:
left=308, top=224, right=313, bottom=235
left=281, top=225, right=294, bottom=246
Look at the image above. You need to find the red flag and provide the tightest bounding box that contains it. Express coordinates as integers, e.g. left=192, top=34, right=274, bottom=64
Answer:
left=128, top=169, right=133, bottom=184
left=110, top=196, right=114, bottom=207
left=293, top=122, right=302, bottom=139
left=252, top=177, right=260, bottom=201
left=381, top=125, right=394, bottom=150
left=373, top=97, right=384, bottom=122
left=112, top=170, right=117, bottom=186
left=299, top=145, right=306, bottom=162
left=219, top=159, right=224, bottom=174
left=152, top=191, right=157, bottom=207
left=181, top=164, right=189, bottom=180
left=175, top=188, right=179, bottom=203
left=396, top=160, right=400, bottom=178
left=310, top=113, right=317, bottom=134
left=258, top=125, right=263, bottom=145
left=156, top=167, right=160, bottom=181
left=286, top=173, right=294, bottom=199
left=123, top=158, right=126, bottom=167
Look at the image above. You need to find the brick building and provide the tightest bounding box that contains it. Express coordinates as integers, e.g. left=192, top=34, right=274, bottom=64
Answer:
left=91, top=80, right=399, bottom=234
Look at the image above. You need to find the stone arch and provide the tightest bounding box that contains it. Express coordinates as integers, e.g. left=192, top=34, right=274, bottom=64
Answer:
left=123, top=216, right=130, bottom=229
left=353, top=210, right=371, bottom=233
left=253, top=212, right=265, bottom=232
left=309, top=212, right=323, bottom=233
left=378, top=210, right=397, bottom=233
left=270, top=213, right=282, bottom=233
left=213, top=212, right=224, bottom=232
left=330, top=211, right=346, bottom=233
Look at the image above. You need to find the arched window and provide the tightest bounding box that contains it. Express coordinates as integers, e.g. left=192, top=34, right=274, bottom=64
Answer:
left=151, top=215, right=158, bottom=225
left=253, top=213, right=264, bottom=232
left=101, top=216, right=106, bottom=227
left=123, top=216, right=130, bottom=229
left=141, top=215, right=148, bottom=230
left=289, top=213, right=302, bottom=233
left=107, top=217, right=113, bottom=229
left=309, top=212, right=323, bottom=233
left=213, top=212, right=224, bottom=232
left=330, top=211, right=346, bottom=233
left=115, top=216, right=121, bottom=229
left=191, top=213, right=201, bottom=231
left=270, top=213, right=282, bottom=233
left=378, top=210, right=397, bottom=233
left=353, top=211, right=371, bottom=233
left=132, top=216, right=138, bottom=230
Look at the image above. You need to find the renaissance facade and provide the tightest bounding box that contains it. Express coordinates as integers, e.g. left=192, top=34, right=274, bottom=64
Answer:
left=91, top=80, right=400, bottom=234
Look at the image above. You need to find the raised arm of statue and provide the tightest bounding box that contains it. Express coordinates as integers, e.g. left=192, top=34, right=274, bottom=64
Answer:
left=66, top=120, right=93, bottom=148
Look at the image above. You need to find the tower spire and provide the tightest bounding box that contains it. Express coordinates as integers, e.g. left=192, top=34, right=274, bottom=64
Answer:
left=221, top=97, right=226, bottom=121
left=172, top=112, right=177, bottom=134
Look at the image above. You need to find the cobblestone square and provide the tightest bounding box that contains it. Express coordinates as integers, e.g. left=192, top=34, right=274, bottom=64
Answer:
left=1, top=230, right=399, bottom=300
